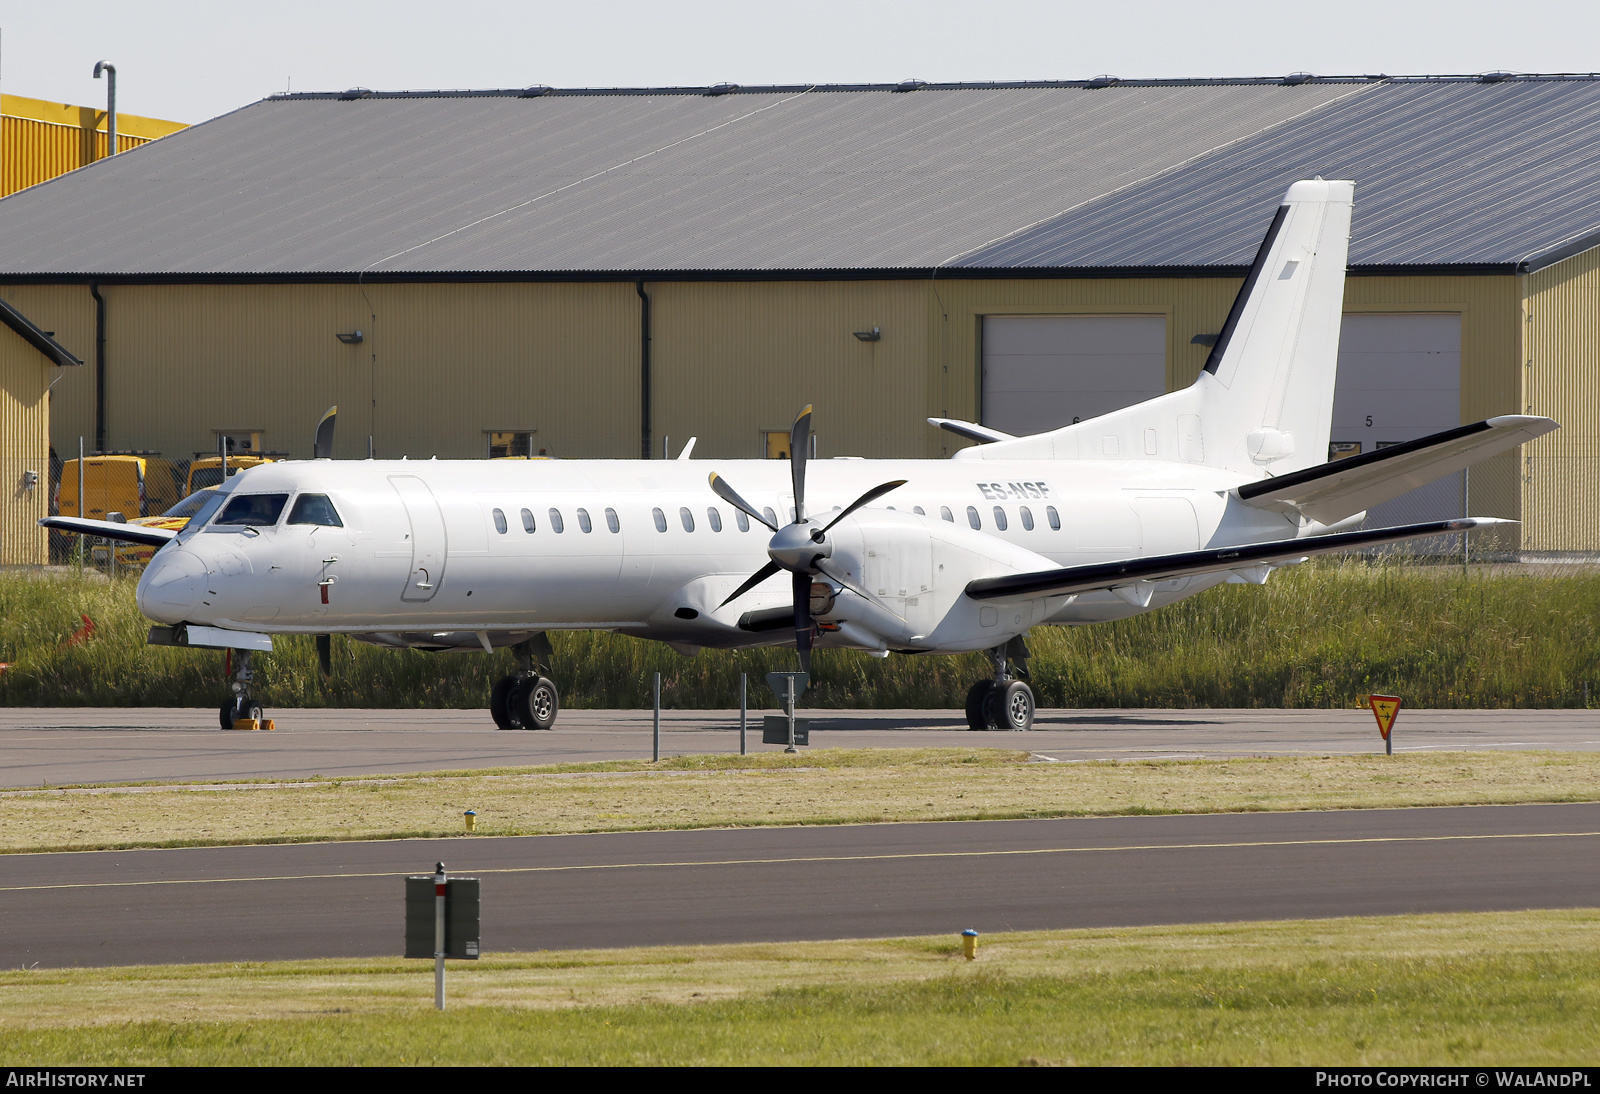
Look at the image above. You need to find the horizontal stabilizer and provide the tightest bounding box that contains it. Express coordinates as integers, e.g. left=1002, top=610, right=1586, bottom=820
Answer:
left=41, top=515, right=176, bottom=547
left=966, top=517, right=1511, bottom=602
left=1235, top=416, right=1557, bottom=525
left=928, top=418, right=1017, bottom=445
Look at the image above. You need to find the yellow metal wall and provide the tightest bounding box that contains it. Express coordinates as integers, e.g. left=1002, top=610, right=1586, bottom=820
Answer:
left=8, top=269, right=1553, bottom=542
left=0, top=324, right=56, bottom=564
left=16, top=281, right=641, bottom=463
left=1523, top=247, right=1600, bottom=553
left=2, top=93, right=186, bottom=197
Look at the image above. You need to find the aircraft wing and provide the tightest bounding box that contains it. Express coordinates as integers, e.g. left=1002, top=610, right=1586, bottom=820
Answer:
left=1234, top=416, right=1557, bottom=525
left=965, top=517, right=1510, bottom=602
left=40, top=516, right=178, bottom=547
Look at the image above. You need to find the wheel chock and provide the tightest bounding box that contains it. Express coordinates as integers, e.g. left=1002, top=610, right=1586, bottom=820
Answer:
left=230, top=718, right=260, bottom=731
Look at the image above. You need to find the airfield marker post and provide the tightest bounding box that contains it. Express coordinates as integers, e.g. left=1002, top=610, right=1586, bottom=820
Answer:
left=786, top=675, right=797, bottom=754
left=740, top=673, right=747, bottom=755
left=652, top=672, right=661, bottom=762
left=434, top=861, right=446, bottom=1011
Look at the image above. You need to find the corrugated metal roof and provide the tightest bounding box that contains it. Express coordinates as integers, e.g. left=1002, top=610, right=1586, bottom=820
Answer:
left=1, top=77, right=1597, bottom=277
left=0, top=82, right=1371, bottom=276
left=955, top=80, right=1600, bottom=272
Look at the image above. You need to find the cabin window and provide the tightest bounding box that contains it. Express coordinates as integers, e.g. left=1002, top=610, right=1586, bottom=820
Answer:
left=735, top=510, right=749, bottom=532
left=577, top=508, right=592, bottom=533
left=217, top=493, right=288, bottom=527
left=788, top=506, right=797, bottom=522
left=707, top=507, right=722, bottom=532
left=1047, top=506, right=1061, bottom=530
left=605, top=508, right=620, bottom=533
left=1020, top=506, right=1034, bottom=531
left=548, top=508, right=565, bottom=533
left=521, top=508, right=536, bottom=533
left=492, top=508, right=508, bottom=534
left=992, top=506, right=1008, bottom=531
left=966, top=506, right=981, bottom=530
left=763, top=507, right=778, bottom=528
left=680, top=506, right=695, bottom=532
left=653, top=507, right=667, bottom=532
left=913, top=506, right=926, bottom=516
left=287, top=494, right=343, bottom=527
left=940, top=506, right=953, bottom=522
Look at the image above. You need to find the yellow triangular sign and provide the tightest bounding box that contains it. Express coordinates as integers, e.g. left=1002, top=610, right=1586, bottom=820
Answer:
left=1368, top=694, right=1402, bottom=739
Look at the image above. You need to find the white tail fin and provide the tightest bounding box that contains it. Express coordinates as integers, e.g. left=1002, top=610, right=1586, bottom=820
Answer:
left=957, top=179, right=1354, bottom=474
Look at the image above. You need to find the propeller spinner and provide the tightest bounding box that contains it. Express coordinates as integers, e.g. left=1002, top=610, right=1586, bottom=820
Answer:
left=708, top=405, right=906, bottom=675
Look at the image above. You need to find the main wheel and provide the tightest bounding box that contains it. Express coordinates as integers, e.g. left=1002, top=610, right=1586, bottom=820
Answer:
left=489, top=675, right=518, bottom=730
left=510, top=676, right=560, bottom=730
left=219, top=702, right=235, bottom=730
left=964, top=680, right=996, bottom=731
left=989, top=680, right=1035, bottom=732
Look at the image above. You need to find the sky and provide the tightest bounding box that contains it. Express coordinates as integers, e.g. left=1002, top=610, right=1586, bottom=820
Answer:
left=3, top=0, right=1599, bottom=125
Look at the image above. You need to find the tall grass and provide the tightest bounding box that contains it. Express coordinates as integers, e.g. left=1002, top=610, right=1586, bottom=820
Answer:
left=0, top=561, right=1596, bottom=709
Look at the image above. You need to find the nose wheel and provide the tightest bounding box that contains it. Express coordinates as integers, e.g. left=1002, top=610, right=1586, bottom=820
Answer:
left=218, top=649, right=266, bottom=729
left=220, top=696, right=264, bottom=729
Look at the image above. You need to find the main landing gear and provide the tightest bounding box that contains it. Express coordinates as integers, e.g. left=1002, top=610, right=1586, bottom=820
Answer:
left=490, top=633, right=560, bottom=731
left=965, top=635, right=1035, bottom=732
left=219, top=648, right=265, bottom=729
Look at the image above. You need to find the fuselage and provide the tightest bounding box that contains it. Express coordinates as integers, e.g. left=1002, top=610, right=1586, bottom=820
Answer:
left=136, top=455, right=1303, bottom=653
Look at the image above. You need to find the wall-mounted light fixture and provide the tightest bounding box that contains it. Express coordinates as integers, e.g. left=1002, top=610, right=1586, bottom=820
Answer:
left=336, top=330, right=364, bottom=345
left=853, top=327, right=881, bottom=342
left=1190, top=333, right=1218, bottom=347
left=21, top=470, right=38, bottom=493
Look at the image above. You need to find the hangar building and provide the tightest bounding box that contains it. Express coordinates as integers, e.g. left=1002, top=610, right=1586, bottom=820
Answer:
left=0, top=75, right=1595, bottom=552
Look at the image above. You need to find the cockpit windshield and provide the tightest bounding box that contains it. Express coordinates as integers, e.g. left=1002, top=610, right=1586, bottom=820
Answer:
left=287, top=494, right=343, bottom=527
left=216, top=493, right=289, bottom=527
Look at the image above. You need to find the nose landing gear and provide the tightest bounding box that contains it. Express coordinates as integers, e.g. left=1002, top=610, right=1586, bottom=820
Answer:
left=218, top=648, right=265, bottom=729
left=965, top=636, right=1035, bottom=732
left=490, top=633, right=560, bottom=730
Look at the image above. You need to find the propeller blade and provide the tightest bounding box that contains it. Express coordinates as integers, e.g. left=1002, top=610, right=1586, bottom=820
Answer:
left=793, top=569, right=813, bottom=677
left=316, top=633, right=333, bottom=677
left=313, top=406, right=337, bottom=459
left=790, top=404, right=812, bottom=521
left=718, top=560, right=784, bottom=608
left=814, top=557, right=908, bottom=624
left=820, top=479, right=908, bottom=534
left=709, top=472, right=778, bottom=532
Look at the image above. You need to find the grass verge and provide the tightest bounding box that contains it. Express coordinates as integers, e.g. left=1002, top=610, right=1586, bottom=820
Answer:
left=2, top=561, right=1600, bottom=708
left=3, top=910, right=1597, bottom=1064
left=6, top=748, right=1599, bottom=854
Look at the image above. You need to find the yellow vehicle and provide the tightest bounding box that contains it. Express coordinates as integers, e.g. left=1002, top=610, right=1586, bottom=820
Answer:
left=185, top=453, right=282, bottom=494
left=94, top=487, right=218, bottom=570
left=56, top=454, right=182, bottom=522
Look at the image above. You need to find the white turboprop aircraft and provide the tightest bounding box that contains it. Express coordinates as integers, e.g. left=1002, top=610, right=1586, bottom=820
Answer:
left=46, top=180, right=1557, bottom=732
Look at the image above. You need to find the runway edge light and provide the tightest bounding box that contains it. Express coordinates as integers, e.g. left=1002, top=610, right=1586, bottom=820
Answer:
left=1368, top=694, right=1402, bottom=756
left=962, top=929, right=978, bottom=961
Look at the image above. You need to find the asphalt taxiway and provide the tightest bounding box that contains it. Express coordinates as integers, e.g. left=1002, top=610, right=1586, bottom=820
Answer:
left=4, top=706, right=1599, bottom=787
left=4, top=802, right=1596, bottom=968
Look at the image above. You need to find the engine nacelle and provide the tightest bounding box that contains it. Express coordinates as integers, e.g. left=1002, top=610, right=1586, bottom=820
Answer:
left=816, top=510, right=1060, bottom=654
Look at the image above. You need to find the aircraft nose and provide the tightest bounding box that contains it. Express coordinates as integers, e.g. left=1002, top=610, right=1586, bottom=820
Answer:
left=137, top=547, right=209, bottom=623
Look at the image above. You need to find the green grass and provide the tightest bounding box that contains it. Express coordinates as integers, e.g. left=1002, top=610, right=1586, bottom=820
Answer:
left=9, top=749, right=1600, bottom=854
left=3, top=560, right=1599, bottom=708
left=4, top=911, right=1598, bottom=1065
